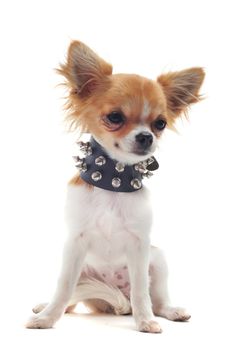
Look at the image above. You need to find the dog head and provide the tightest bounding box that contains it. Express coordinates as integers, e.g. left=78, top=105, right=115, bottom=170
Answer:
left=59, top=41, right=205, bottom=164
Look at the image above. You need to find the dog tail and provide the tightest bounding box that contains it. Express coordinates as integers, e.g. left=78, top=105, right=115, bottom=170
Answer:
left=69, top=277, right=131, bottom=315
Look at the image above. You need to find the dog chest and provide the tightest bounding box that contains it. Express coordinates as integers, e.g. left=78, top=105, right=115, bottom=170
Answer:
left=65, top=184, right=153, bottom=264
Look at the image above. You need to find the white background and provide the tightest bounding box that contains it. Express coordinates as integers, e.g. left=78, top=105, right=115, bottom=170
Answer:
left=0, top=0, right=233, bottom=349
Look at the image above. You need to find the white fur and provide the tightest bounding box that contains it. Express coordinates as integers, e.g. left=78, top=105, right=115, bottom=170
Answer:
left=26, top=181, right=190, bottom=332
left=140, top=99, right=151, bottom=122
left=120, top=125, right=156, bottom=158
left=103, top=126, right=156, bottom=165
left=71, top=277, right=132, bottom=315
left=94, top=126, right=156, bottom=165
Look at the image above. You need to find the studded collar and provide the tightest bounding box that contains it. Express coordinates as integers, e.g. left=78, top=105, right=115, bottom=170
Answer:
left=73, top=137, right=159, bottom=193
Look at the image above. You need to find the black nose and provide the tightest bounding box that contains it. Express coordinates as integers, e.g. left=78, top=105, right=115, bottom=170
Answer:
left=135, top=132, right=153, bottom=150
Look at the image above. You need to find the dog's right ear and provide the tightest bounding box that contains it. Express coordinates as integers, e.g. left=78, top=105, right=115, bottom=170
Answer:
left=58, top=41, right=112, bottom=98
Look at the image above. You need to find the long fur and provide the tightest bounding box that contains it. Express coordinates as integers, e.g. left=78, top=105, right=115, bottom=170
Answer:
left=26, top=40, right=204, bottom=332
left=71, top=278, right=131, bottom=315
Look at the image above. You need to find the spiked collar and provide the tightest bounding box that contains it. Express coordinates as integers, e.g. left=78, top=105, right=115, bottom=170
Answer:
left=73, top=137, right=159, bottom=193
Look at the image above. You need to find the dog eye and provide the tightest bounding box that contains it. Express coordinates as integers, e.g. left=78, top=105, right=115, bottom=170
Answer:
left=106, top=111, right=125, bottom=124
left=153, top=118, right=167, bottom=131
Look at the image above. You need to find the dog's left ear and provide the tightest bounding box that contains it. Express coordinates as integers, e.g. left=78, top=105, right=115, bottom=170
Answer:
left=157, top=67, right=205, bottom=117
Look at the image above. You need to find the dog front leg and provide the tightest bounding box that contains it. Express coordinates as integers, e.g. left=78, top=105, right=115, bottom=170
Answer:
left=26, top=233, right=87, bottom=329
left=126, top=236, right=162, bottom=333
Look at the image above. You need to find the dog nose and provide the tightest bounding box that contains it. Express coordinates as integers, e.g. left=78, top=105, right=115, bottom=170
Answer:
left=135, top=132, right=153, bottom=150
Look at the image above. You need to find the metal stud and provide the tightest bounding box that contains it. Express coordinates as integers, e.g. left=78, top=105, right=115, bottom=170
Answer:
left=81, top=163, right=87, bottom=172
left=74, top=157, right=84, bottom=168
left=73, top=155, right=80, bottom=163
left=91, top=171, right=102, bottom=182
left=75, top=157, right=87, bottom=172
left=115, top=162, right=125, bottom=173
left=112, top=177, right=121, bottom=188
left=76, top=141, right=85, bottom=149
left=142, top=171, right=153, bottom=179
left=130, top=178, right=142, bottom=190
left=77, top=141, right=91, bottom=153
left=95, top=156, right=106, bottom=166
left=134, top=162, right=147, bottom=174
left=83, top=146, right=92, bottom=156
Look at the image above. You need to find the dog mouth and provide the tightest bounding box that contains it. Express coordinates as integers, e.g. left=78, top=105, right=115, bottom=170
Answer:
left=114, top=142, right=152, bottom=157
left=133, top=149, right=151, bottom=156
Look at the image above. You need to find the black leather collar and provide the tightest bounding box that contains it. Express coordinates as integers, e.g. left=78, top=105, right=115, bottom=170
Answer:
left=73, top=137, right=159, bottom=193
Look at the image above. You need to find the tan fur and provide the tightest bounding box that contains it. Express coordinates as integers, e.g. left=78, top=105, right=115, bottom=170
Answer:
left=61, top=41, right=205, bottom=187
left=83, top=299, right=115, bottom=314
left=157, top=67, right=205, bottom=119
left=26, top=41, right=204, bottom=332
left=58, top=41, right=204, bottom=141
left=68, top=173, right=93, bottom=188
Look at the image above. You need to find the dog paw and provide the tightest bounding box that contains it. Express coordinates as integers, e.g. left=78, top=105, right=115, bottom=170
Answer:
left=32, top=303, right=48, bottom=314
left=156, top=306, right=191, bottom=322
left=138, top=319, right=162, bottom=333
left=25, top=314, right=56, bottom=329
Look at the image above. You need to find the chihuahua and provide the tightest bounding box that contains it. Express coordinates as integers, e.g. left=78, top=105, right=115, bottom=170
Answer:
left=26, top=41, right=205, bottom=332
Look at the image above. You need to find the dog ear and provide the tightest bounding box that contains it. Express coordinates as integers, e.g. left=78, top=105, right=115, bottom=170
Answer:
left=59, top=41, right=112, bottom=98
left=157, top=67, right=205, bottom=117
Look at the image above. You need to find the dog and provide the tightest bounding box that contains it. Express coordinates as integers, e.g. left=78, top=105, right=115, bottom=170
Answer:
left=26, top=41, right=205, bottom=332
